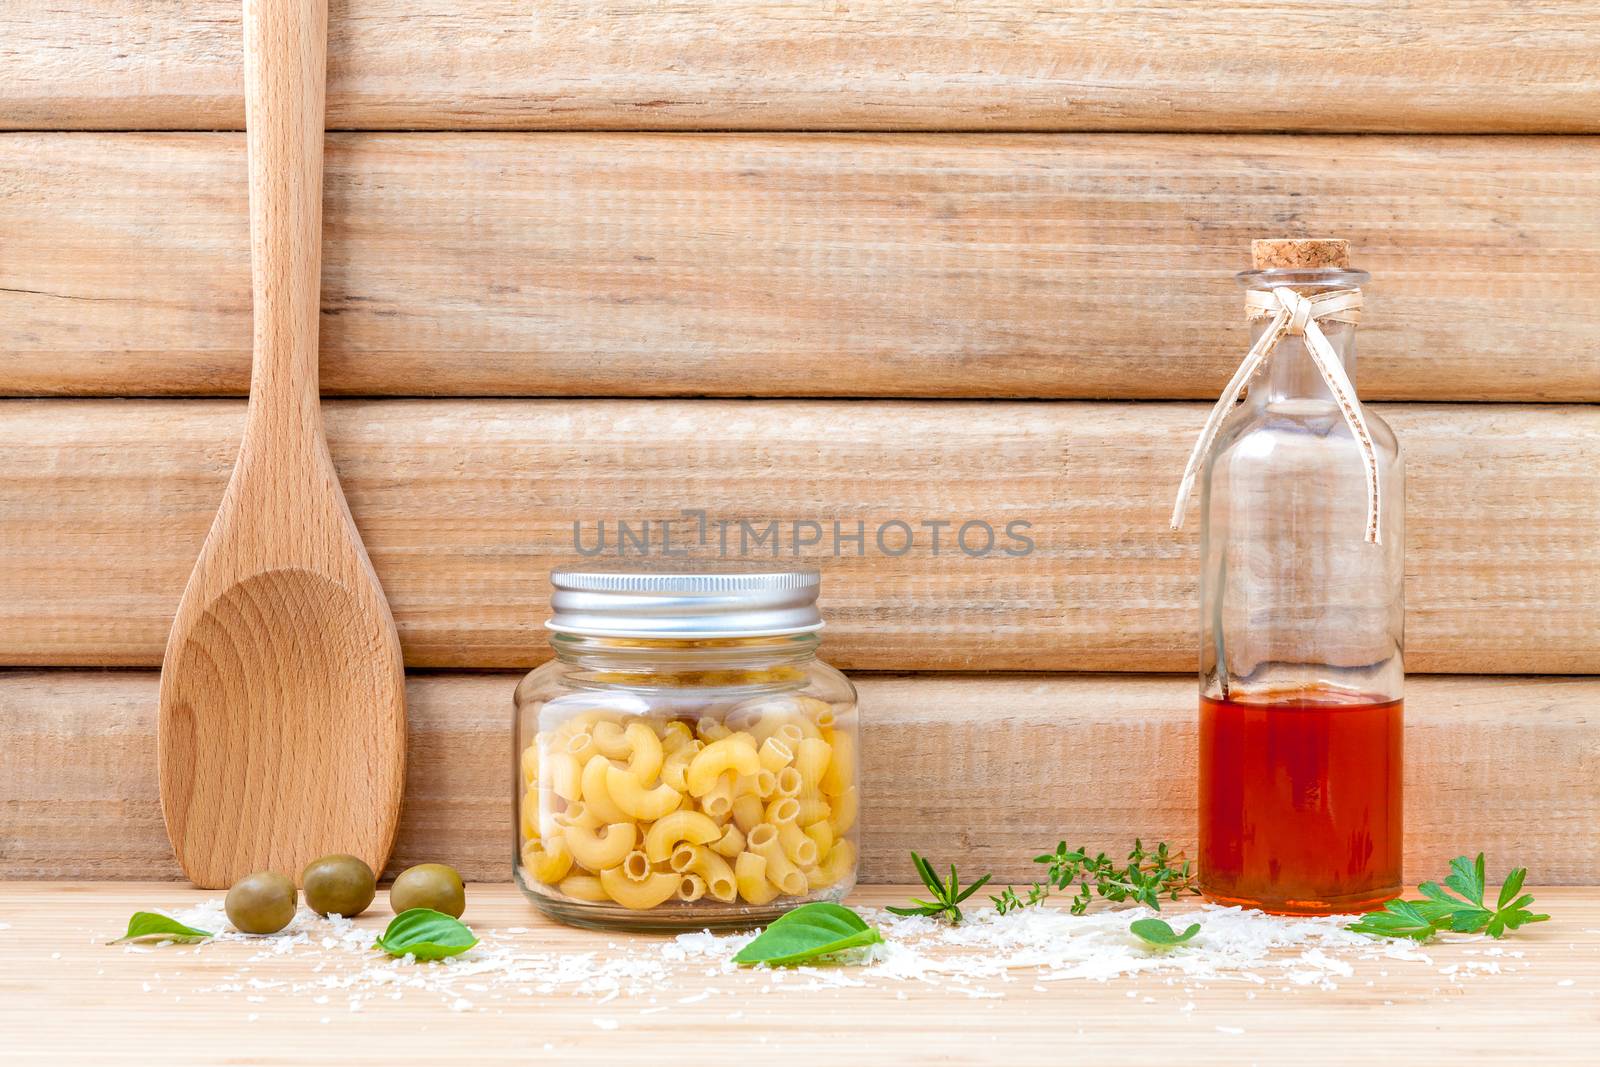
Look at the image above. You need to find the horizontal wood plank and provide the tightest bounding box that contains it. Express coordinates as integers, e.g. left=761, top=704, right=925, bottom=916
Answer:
left=4, top=3, right=1599, bottom=132
left=3, top=133, right=1599, bottom=401
left=2, top=672, right=1595, bottom=883
left=0, top=399, right=1595, bottom=673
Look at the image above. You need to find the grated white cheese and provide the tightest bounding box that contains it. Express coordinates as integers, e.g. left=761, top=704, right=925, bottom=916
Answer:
left=122, top=898, right=1518, bottom=1017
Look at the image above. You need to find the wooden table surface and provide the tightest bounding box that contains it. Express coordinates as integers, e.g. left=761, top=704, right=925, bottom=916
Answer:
left=2, top=883, right=1596, bottom=1065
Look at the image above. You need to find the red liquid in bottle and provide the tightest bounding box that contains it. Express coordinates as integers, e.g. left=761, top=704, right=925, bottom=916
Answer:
left=1199, top=687, right=1402, bottom=914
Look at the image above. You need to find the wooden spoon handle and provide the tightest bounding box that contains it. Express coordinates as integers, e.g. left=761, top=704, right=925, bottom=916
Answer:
left=243, top=0, right=327, bottom=429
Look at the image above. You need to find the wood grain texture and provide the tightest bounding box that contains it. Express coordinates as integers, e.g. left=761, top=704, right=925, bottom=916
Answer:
left=3, top=133, right=1599, bottom=401
left=3, top=672, right=1596, bottom=884
left=4, top=2, right=1600, bottom=132
left=4, top=883, right=1597, bottom=1066
left=1, top=399, right=1596, bottom=674
left=155, top=0, right=408, bottom=890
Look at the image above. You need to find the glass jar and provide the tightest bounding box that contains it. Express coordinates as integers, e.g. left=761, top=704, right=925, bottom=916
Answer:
left=1196, top=241, right=1404, bottom=915
left=514, top=568, right=859, bottom=929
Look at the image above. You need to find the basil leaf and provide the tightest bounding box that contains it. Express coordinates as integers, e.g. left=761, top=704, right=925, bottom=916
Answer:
left=1129, top=917, right=1200, bottom=948
left=111, top=911, right=214, bottom=944
left=373, top=908, right=478, bottom=961
left=733, top=902, right=883, bottom=967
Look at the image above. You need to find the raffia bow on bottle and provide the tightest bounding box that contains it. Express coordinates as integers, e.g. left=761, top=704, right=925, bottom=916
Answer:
left=1169, top=286, right=1384, bottom=544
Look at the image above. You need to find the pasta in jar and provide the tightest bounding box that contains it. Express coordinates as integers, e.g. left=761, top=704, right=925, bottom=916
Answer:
left=513, top=569, right=859, bottom=930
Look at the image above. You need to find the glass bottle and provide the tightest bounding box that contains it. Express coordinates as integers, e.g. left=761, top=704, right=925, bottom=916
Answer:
left=1196, top=239, right=1404, bottom=915
left=514, top=568, right=859, bottom=930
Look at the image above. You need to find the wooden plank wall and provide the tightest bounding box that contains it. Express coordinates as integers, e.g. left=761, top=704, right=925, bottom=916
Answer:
left=1, top=2, right=1596, bottom=883
left=5, top=673, right=1598, bottom=883
left=5, top=3, right=1598, bottom=131
left=2, top=400, right=1596, bottom=673
left=5, top=134, right=1598, bottom=400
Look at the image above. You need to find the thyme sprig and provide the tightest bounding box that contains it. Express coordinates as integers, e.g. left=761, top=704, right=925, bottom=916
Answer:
left=993, top=839, right=1199, bottom=916
left=887, top=852, right=992, bottom=925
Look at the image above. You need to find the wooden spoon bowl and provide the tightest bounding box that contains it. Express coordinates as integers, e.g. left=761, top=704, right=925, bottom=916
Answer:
left=157, top=0, right=406, bottom=888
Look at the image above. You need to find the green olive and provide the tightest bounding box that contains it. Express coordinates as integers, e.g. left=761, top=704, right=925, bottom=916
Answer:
left=301, top=854, right=376, bottom=918
left=225, top=871, right=297, bottom=935
left=389, top=863, right=466, bottom=918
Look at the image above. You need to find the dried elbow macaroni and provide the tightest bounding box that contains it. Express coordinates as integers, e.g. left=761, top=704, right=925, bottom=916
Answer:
left=519, top=695, right=857, bottom=912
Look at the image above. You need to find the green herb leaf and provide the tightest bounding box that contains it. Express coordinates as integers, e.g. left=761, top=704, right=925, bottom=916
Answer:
left=110, top=911, right=215, bottom=945
left=994, top=839, right=1198, bottom=917
left=887, top=852, right=991, bottom=924
left=373, top=908, right=478, bottom=961
left=991, top=883, right=1051, bottom=915
left=1497, top=867, right=1527, bottom=911
left=1347, top=899, right=1442, bottom=942
left=1444, top=853, right=1486, bottom=907
left=1349, top=855, right=1550, bottom=943
left=912, top=852, right=938, bottom=889
left=1129, top=917, right=1201, bottom=948
left=733, top=902, right=883, bottom=967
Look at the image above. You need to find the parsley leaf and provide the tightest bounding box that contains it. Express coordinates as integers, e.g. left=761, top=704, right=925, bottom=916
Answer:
left=1347, top=899, right=1446, bottom=942
left=1348, top=854, right=1549, bottom=943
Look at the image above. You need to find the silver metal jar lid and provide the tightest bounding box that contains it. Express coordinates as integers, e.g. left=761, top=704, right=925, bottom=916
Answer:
left=546, top=568, right=824, bottom=638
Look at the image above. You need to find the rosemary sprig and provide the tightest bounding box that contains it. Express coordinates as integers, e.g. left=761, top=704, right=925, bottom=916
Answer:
left=993, top=839, right=1199, bottom=916
left=887, top=852, right=992, bottom=925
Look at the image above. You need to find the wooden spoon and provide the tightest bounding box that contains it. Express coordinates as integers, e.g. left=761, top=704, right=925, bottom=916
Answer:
left=157, top=0, right=406, bottom=888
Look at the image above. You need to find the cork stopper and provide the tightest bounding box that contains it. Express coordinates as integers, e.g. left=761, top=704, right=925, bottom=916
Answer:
left=1251, top=238, right=1350, bottom=271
